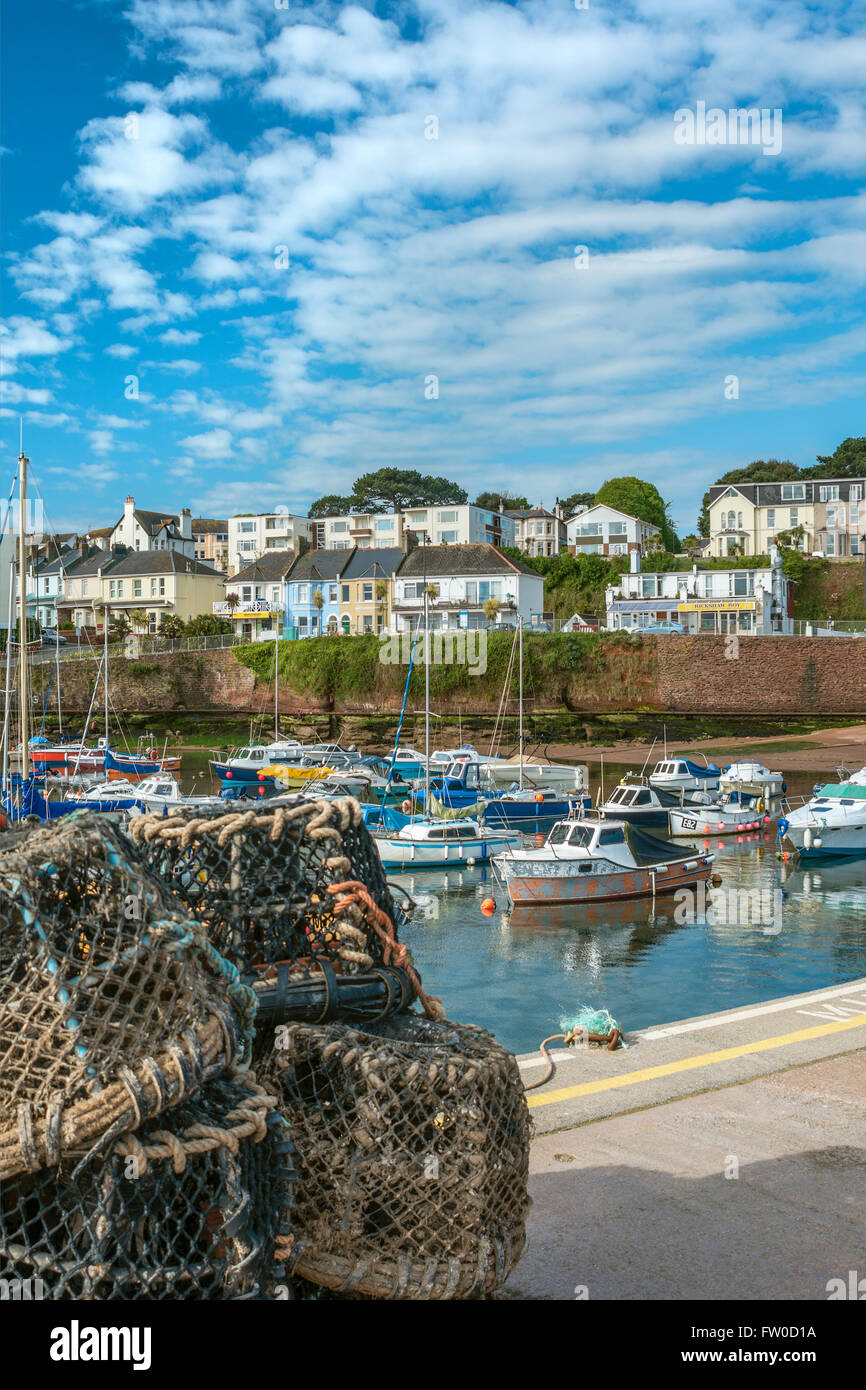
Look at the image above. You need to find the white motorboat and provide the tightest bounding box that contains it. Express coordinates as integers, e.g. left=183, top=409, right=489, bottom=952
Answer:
left=125, top=774, right=224, bottom=815
left=668, top=788, right=781, bottom=837
left=428, top=744, right=502, bottom=769
left=481, top=757, right=590, bottom=792
left=780, top=768, right=866, bottom=858
left=372, top=818, right=521, bottom=868
left=494, top=817, right=715, bottom=906
left=649, top=757, right=720, bottom=793
left=719, top=761, right=785, bottom=796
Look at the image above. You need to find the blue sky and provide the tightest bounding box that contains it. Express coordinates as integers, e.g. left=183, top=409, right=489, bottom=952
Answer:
left=2, top=0, right=865, bottom=539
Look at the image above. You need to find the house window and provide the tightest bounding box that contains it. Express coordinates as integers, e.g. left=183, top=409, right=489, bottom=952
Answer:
left=766, top=508, right=775, bottom=528
left=239, top=521, right=256, bottom=533
left=608, top=522, right=626, bottom=535
left=827, top=506, right=836, bottom=528
left=150, top=579, right=157, bottom=597
left=363, top=614, right=373, bottom=633
left=362, top=583, right=373, bottom=601
left=159, top=578, right=165, bottom=597
left=109, top=581, right=116, bottom=598
left=134, top=580, right=142, bottom=597
left=82, top=579, right=88, bottom=596
left=733, top=573, right=749, bottom=596
left=852, top=534, right=861, bottom=555
left=850, top=504, right=859, bottom=530
left=437, top=510, right=457, bottom=522
left=375, top=518, right=395, bottom=532
left=781, top=484, right=805, bottom=501
left=297, top=585, right=308, bottom=603
left=819, top=485, right=839, bottom=502
left=578, top=523, right=601, bottom=536
left=329, top=584, right=337, bottom=602
left=437, top=531, right=458, bottom=543
left=825, top=534, right=836, bottom=556
left=850, top=485, right=862, bottom=503
left=789, top=508, right=799, bottom=526
left=330, top=522, right=348, bottom=534
left=341, top=585, right=350, bottom=602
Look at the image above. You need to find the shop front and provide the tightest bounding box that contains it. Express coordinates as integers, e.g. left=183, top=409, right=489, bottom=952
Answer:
left=678, top=598, right=757, bottom=634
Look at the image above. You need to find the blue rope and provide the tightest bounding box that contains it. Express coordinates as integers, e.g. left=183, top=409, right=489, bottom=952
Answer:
left=382, top=627, right=422, bottom=805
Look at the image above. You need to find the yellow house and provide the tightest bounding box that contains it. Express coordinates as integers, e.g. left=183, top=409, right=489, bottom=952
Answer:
left=707, top=482, right=815, bottom=557
left=336, top=548, right=402, bottom=635
left=97, top=551, right=225, bottom=632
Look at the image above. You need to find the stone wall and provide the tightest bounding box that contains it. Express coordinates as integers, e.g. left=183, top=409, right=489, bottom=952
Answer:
left=30, top=637, right=866, bottom=721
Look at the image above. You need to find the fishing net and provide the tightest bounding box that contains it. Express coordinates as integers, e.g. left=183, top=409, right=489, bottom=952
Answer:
left=128, top=799, right=442, bottom=1020
left=0, top=1075, right=295, bottom=1299
left=0, top=814, right=256, bottom=1182
left=261, top=1013, right=531, bottom=1300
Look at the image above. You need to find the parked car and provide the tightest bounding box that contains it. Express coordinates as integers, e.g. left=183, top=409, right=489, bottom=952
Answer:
left=41, top=630, right=68, bottom=645
left=631, top=620, right=684, bottom=635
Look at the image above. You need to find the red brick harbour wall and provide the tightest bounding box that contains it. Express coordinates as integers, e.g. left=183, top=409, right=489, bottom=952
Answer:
left=30, top=638, right=866, bottom=718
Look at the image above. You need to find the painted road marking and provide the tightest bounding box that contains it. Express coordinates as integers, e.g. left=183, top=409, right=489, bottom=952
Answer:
left=634, top=980, right=866, bottom=1041
left=525, top=1012, right=866, bottom=1109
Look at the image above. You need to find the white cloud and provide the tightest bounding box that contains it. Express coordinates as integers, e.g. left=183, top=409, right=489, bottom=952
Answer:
left=179, top=426, right=234, bottom=458
left=159, top=327, right=202, bottom=344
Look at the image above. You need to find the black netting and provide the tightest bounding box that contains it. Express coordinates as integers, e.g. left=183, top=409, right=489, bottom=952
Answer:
left=0, top=814, right=256, bottom=1182
left=127, top=799, right=407, bottom=979
left=260, top=1013, right=532, bottom=1300
left=0, top=1077, right=295, bottom=1299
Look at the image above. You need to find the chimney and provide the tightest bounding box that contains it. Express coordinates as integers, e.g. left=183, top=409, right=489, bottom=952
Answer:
left=180, top=507, right=192, bottom=541
left=124, top=495, right=135, bottom=517
left=630, top=547, right=641, bottom=574
left=499, top=499, right=504, bottom=513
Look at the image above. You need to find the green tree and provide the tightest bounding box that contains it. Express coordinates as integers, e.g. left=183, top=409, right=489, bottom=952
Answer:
left=482, top=597, right=501, bottom=625
left=184, top=614, right=232, bottom=636
left=474, top=490, right=530, bottom=511
left=350, top=469, right=467, bottom=512
left=805, top=436, right=866, bottom=479
left=308, top=494, right=353, bottom=518
left=158, top=613, right=185, bottom=638
left=128, top=608, right=149, bottom=634
left=594, top=476, right=678, bottom=551
left=560, top=491, right=595, bottom=517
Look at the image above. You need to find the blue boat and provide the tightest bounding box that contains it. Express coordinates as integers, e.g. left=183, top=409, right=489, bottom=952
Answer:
left=412, top=760, right=590, bottom=826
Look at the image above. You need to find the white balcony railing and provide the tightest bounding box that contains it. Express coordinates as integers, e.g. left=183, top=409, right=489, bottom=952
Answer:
left=214, top=599, right=279, bottom=614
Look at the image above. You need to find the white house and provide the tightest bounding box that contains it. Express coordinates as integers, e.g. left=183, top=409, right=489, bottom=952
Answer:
left=228, top=511, right=312, bottom=571
left=106, top=496, right=195, bottom=557
left=313, top=504, right=517, bottom=553
left=605, top=547, right=793, bottom=636
left=391, top=543, right=544, bottom=633
left=567, top=504, right=659, bottom=558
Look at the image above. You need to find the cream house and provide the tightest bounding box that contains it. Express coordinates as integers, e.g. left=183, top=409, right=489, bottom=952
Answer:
left=99, top=552, right=224, bottom=631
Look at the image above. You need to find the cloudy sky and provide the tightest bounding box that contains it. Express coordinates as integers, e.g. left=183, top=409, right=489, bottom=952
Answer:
left=2, top=0, right=865, bottom=537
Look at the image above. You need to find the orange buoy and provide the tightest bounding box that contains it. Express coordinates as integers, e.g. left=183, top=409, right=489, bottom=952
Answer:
left=534, top=792, right=544, bottom=804
left=480, top=898, right=496, bottom=916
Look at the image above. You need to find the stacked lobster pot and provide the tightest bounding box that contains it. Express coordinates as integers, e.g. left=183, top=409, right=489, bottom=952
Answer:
left=130, top=797, right=532, bottom=1300
left=0, top=815, right=294, bottom=1299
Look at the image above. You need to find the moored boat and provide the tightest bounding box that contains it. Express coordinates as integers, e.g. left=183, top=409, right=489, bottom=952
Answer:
left=649, top=757, right=720, bottom=793
left=779, top=768, right=866, bottom=858
left=494, top=817, right=715, bottom=905
left=372, top=817, right=522, bottom=868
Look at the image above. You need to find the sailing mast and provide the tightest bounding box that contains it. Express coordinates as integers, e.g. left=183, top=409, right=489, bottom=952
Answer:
left=104, top=602, right=109, bottom=744
left=274, top=634, right=279, bottom=741
left=518, top=614, right=524, bottom=791
left=2, top=559, right=15, bottom=793
left=18, top=451, right=29, bottom=779
left=424, top=582, right=430, bottom=806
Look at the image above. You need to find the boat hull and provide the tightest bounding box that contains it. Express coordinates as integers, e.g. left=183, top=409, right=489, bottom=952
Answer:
left=375, top=835, right=520, bottom=868
left=498, top=857, right=713, bottom=905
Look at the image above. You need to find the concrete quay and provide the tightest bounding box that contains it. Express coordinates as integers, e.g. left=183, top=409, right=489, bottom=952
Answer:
left=507, top=980, right=866, bottom=1300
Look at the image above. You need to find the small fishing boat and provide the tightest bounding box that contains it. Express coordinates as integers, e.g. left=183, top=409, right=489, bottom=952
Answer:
left=482, top=756, right=590, bottom=792
left=414, top=760, right=588, bottom=824
left=667, top=790, right=779, bottom=837
left=428, top=743, right=502, bottom=769
left=209, top=741, right=306, bottom=783
left=779, top=768, right=866, bottom=858
left=28, top=735, right=108, bottom=775
left=104, top=745, right=181, bottom=782
left=494, top=817, right=715, bottom=905
left=372, top=818, right=522, bottom=868
left=384, top=746, right=429, bottom=780
left=718, top=761, right=785, bottom=796
left=598, top=779, right=673, bottom=829
left=649, top=757, right=720, bottom=793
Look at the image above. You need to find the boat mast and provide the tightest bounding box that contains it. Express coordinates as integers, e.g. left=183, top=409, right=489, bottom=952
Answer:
left=518, top=614, right=524, bottom=791
left=18, top=451, right=29, bottom=779
left=424, top=581, right=430, bottom=806
left=2, top=558, right=15, bottom=793
left=104, top=601, right=109, bottom=743
left=274, top=634, right=279, bottom=741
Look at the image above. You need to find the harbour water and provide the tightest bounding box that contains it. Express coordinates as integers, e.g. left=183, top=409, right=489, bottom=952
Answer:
left=179, top=753, right=866, bottom=1056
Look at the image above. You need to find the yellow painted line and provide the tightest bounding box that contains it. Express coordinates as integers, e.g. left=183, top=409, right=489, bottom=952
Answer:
left=526, top=1013, right=866, bottom=1109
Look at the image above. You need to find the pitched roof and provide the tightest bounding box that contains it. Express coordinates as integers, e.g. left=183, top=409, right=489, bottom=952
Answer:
left=395, top=543, right=541, bottom=579
left=340, top=547, right=404, bottom=580
left=503, top=507, right=559, bottom=521
left=286, top=549, right=354, bottom=582
left=191, top=518, right=228, bottom=533
left=64, top=547, right=118, bottom=578
left=105, top=550, right=221, bottom=578
left=567, top=503, right=659, bottom=530
left=132, top=509, right=182, bottom=537
left=226, top=552, right=297, bottom=584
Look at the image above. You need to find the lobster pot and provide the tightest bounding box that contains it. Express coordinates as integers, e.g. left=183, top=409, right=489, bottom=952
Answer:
left=266, top=1014, right=531, bottom=1299
left=0, top=1078, right=295, bottom=1300
left=0, top=815, right=255, bottom=1182
left=128, top=799, right=406, bottom=979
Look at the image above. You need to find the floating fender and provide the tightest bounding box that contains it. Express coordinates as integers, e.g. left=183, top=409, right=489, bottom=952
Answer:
left=803, top=826, right=812, bottom=849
